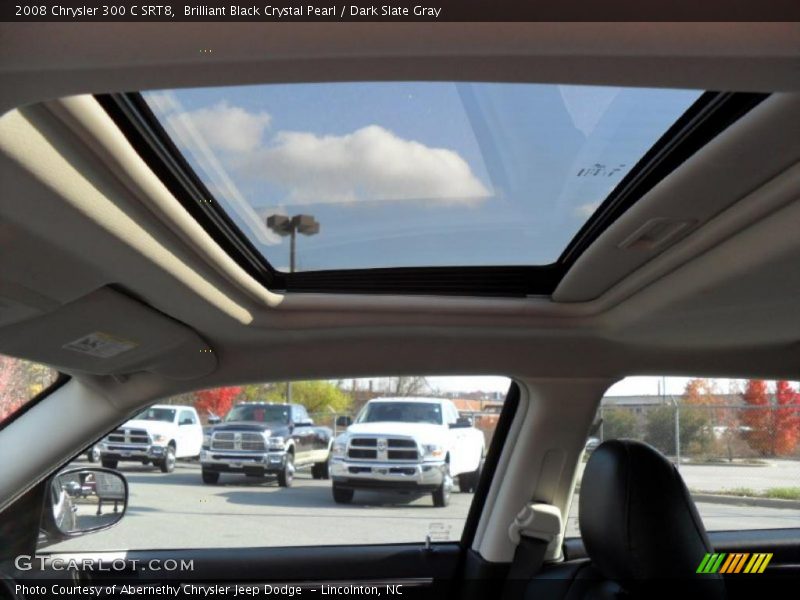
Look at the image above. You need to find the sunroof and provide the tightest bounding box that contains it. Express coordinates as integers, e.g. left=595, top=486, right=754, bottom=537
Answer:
left=139, top=83, right=703, bottom=274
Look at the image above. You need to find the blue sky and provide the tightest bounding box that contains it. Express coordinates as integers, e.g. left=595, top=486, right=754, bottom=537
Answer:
left=426, top=376, right=704, bottom=395
left=427, top=376, right=795, bottom=396
left=144, top=82, right=701, bottom=272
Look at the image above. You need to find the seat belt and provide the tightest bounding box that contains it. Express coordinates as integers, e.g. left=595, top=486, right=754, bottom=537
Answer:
left=502, top=503, right=563, bottom=599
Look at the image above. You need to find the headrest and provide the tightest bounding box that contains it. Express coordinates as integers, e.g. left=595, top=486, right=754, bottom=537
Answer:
left=578, top=440, right=723, bottom=595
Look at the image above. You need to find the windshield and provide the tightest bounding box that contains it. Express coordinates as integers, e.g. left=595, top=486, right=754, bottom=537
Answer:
left=134, top=408, right=176, bottom=422
left=224, top=404, right=290, bottom=423
left=357, top=402, right=443, bottom=425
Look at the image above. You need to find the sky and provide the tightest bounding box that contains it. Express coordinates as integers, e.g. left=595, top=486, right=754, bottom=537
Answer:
left=425, top=376, right=795, bottom=397
left=426, top=375, right=714, bottom=396
left=144, top=82, right=701, bottom=272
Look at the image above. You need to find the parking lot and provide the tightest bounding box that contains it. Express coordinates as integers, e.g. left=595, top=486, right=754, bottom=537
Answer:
left=48, top=460, right=473, bottom=551
left=46, top=459, right=799, bottom=552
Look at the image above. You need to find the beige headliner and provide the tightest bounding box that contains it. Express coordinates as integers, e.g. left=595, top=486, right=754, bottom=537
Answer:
left=0, top=21, right=798, bottom=385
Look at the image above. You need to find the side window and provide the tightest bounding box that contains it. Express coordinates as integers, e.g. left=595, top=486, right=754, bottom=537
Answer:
left=179, top=410, right=196, bottom=425
left=445, top=402, right=458, bottom=425
left=44, top=375, right=511, bottom=552
left=296, top=405, right=310, bottom=422
left=569, top=376, right=800, bottom=537
left=0, top=353, right=59, bottom=426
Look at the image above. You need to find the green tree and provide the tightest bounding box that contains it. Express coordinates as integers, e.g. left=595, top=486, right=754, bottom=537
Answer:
left=265, top=380, right=352, bottom=414
left=684, top=378, right=742, bottom=462
left=239, top=383, right=283, bottom=402
left=601, top=407, right=638, bottom=440
left=645, top=404, right=712, bottom=457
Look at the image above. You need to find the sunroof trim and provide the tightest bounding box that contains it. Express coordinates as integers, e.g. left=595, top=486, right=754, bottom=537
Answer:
left=96, top=93, right=279, bottom=288
left=96, top=88, right=767, bottom=298
left=559, top=91, right=767, bottom=265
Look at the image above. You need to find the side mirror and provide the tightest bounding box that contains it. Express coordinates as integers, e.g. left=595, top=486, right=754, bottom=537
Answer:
left=42, top=468, right=128, bottom=546
left=207, top=415, right=222, bottom=425
left=295, top=419, right=314, bottom=427
left=180, top=418, right=194, bottom=426
left=335, top=415, right=353, bottom=428
left=450, top=417, right=472, bottom=429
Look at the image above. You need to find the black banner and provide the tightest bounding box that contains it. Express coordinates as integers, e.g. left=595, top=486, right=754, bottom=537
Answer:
left=4, top=576, right=794, bottom=599
left=3, top=0, right=800, bottom=22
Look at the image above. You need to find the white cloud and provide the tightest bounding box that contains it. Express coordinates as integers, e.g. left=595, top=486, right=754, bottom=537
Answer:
left=151, top=96, right=491, bottom=211
left=573, top=201, right=601, bottom=218
left=145, top=92, right=281, bottom=245
left=168, top=101, right=271, bottom=154
left=237, top=124, right=491, bottom=206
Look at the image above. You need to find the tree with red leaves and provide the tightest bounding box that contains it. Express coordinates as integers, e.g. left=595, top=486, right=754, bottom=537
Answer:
left=741, top=380, right=773, bottom=456
left=773, top=380, right=800, bottom=456
left=0, top=355, right=27, bottom=422
left=193, top=386, right=242, bottom=421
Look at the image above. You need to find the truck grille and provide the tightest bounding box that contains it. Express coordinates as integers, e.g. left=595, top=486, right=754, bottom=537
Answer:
left=211, top=432, right=266, bottom=452
left=388, top=450, right=418, bottom=460
left=107, top=428, right=151, bottom=445
left=350, top=438, right=377, bottom=447
left=347, top=437, right=419, bottom=461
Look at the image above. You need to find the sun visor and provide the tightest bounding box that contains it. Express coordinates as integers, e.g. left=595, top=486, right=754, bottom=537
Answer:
left=0, top=287, right=217, bottom=379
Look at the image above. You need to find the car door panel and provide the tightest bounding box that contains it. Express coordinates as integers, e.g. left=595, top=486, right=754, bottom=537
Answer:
left=560, top=530, right=800, bottom=596
left=292, top=427, right=315, bottom=465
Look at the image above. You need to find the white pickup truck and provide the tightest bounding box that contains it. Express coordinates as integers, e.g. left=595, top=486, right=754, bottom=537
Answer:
left=98, top=404, right=203, bottom=473
left=329, top=397, right=485, bottom=507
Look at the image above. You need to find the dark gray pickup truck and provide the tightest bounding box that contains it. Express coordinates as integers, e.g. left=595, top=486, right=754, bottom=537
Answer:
left=200, top=402, right=332, bottom=487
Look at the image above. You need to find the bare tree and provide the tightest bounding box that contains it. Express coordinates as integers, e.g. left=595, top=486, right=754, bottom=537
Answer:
left=382, top=376, right=432, bottom=397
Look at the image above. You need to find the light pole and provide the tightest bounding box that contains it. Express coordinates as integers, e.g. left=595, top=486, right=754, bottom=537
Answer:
left=657, top=376, right=680, bottom=470
left=266, top=214, right=320, bottom=273
left=266, top=213, right=320, bottom=402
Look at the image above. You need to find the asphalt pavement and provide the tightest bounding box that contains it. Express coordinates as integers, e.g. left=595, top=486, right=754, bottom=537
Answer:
left=48, top=461, right=472, bottom=551
left=46, top=460, right=799, bottom=552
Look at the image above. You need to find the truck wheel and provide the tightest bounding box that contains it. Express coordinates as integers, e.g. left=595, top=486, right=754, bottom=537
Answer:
left=277, top=453, right=294, bottom=487
left=101, top=458, right=118, bottom=469
left=312, top=461, right=329, bottom=480
left=201, top=469, right=220, bottom=484
left=87, top=446, right=100, bottom=463
left=432, top=464, right=452, bottom=507
left=459, top=459, right=483, bottom=493
left=332, top=485, right=354, bottom=504
left=159, top=445, right=176, bottom=473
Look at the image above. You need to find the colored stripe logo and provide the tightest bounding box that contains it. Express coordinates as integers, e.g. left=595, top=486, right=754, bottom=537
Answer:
left=697, top=553, right=772, bottom=574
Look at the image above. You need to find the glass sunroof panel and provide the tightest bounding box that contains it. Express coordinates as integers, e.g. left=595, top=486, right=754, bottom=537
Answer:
left=143, top=83, right=702, bottom=272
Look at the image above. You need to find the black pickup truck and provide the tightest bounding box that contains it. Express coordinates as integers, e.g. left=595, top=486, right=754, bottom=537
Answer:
left=199, top=403, right=332, bottom=487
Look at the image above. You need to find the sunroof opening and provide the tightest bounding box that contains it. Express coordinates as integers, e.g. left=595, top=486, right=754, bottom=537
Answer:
left=140, top=83, right=703, bottom=274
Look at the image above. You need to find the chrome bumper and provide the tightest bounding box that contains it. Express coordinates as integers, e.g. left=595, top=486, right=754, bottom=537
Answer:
left=330, top=459, right=446, bottom=488
left=99, top=443, right=165, bottom=459
left=200, top=449, right=287, bottom=470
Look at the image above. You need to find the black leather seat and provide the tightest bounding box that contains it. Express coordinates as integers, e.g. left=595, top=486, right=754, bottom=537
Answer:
left=527, top=440, right=726, bottom=599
